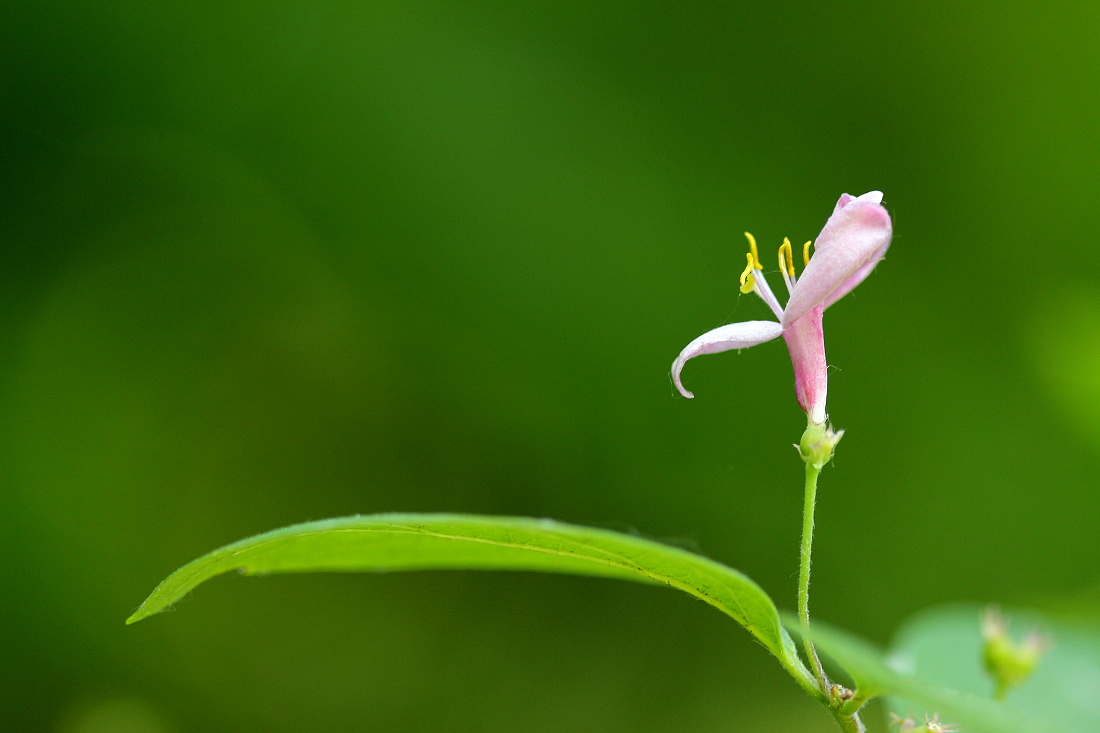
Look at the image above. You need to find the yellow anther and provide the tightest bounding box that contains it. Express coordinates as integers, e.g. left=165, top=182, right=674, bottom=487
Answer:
left=803, top=240, right=812, bottom=266
left=738, top=252, right=756, bottom=294
left=779, top=238, right=796, bottom=278
left=743, top=232, right=762, bottom=269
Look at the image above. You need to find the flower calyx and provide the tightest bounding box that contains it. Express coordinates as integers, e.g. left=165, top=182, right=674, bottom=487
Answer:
left=799, top=421, right=844, bottom=468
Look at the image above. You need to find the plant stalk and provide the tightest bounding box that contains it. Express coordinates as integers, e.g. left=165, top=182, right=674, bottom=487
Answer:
left=830, top=709, right=866, bottom=733
left=799, top=461, right=829, bottom=694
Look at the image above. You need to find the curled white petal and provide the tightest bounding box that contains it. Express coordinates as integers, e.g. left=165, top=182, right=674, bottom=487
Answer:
left=671, top=320, right=784, bottom=398
left=782, top=193, right=892, bottom=326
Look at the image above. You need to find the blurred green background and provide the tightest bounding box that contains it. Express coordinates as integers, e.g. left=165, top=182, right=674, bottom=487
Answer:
left=2, top=2, right=1099, bottom=731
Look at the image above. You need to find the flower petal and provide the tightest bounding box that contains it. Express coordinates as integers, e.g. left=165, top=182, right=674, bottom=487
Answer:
left=832, top=190, right=882, bottom=215
left=822, top=238, right=890, bottom=309
left=782, top=193, right=892, bottom=326
left=671, top=320, right=784, bottom=398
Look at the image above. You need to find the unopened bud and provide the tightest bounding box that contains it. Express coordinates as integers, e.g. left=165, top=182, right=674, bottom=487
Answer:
left=982, top=606, right=1049, bottom=699
left=830, top=683, right=853, bottom=701
left=890, top=714, right=917, bottom=733
left=890, top=713, right=959, bottom=733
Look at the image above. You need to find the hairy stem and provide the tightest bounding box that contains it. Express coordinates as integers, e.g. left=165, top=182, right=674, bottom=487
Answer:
left=831, top=709, right=866, bottom=733
left=799, top=461, right=829, bottom=693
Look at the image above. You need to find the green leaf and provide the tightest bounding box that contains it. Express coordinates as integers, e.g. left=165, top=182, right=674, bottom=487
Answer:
left=128, top=513, right=816, bottom=693
left=888, top=605, right=1100, bottom=733
left=785, top=616, right=1058, bottom=733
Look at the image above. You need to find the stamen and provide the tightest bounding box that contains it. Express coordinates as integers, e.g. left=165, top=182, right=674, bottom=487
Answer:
left=738, top=252, right=756, bottom=294
left=745, top=254, right=786, bottom=320
left=803, top=240, right=812, bottom=266
left=744, top=232, right=762, bottom=270
left=779, top=238, right=796, bottom=277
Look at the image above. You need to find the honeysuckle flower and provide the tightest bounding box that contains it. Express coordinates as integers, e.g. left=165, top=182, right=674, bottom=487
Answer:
left=672, top=192, right=892, bottom=424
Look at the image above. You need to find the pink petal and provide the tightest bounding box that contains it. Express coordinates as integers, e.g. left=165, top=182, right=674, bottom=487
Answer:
left=671, top=320, right=784, bottom=398
left=832, top=193, right=856, bottom=214
left=782, top=193, right=892, bottom=326
left=832, top=190, right=882, bottom=215
left=822, top=238, right=890, bottom=309
left=782, top=306, right=828, bottom=424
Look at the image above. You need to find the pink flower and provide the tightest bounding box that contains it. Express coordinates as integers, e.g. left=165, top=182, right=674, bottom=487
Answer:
left=672, top=192, right=892, bottom=424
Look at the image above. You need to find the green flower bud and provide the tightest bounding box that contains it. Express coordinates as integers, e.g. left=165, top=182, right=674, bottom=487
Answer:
left=890, top=713, right=959, bottom=733
left=981, top=606, right=1049, bottom=699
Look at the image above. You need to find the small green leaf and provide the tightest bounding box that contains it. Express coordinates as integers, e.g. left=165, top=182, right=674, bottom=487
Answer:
left=128, top=513, right=816, bottom=693
left=785, top=617, right=1058, bottom=733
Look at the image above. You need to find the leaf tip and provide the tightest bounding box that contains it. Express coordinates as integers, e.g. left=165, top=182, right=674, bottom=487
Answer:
left=125, top=605, right=154, bottom=625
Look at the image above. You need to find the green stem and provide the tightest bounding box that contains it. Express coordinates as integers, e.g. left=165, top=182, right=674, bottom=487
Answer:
left=799, top=461, right=829, bottom=693
left=830, top=709, right=866, bottom=733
